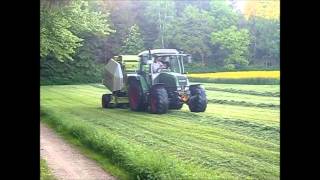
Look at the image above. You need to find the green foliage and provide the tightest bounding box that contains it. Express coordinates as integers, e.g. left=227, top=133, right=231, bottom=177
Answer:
left=224, top=64, right=236, bottom=70
left=41, top=83, right=279, bottom=179
left=40, top=7, right=83, bottom=61
left=40, top=56, right=103, bottom=85
left=209, top=0, right=239, bottom=31
left=121, top=24, right=144, bottom=54
left=40, top=0, right=280, bottom=85
left=40, top=158, right=56, bottom=180
left=144, top=0, right=176, bottom=49
left=248, top=17, right=280, bottom=66
left=40, top=0, right=113, bottom=61
left=211, top=26, right=250, bottom=68
left=166, top=5, right=215, bottom=65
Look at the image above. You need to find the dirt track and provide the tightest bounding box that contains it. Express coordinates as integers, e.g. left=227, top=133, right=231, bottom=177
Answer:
left=40, top=122, right=116, bottom=180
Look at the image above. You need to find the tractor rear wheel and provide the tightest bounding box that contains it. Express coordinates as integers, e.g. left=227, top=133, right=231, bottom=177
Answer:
left=128, top=80, right=146, bottom=111
left=150, top=86, right=169, bottom=114
left=188, top=86, right=207, bottom=112
left=102, top=94, right=112, bottom=108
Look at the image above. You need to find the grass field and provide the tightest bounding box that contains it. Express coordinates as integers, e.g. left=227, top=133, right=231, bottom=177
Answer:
left=40, top=158, right=56, bottom=180
left=40, top=83, right=280, bottom=179
left=188, top=71, right=280, bottom=85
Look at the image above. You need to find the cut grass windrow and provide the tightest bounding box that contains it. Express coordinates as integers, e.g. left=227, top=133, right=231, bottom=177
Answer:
left=205, top=87, right=280, bottom=97
left=208, top=99, right=280, bottom=109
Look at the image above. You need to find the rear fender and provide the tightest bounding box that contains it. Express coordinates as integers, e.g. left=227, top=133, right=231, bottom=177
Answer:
left=189, top=84, right=205, bottom=96
left=189, top=84, right=203, bottom=91
left=127, top=75, right=140, bottom=84
left=127, top=75, right=149, bottom=94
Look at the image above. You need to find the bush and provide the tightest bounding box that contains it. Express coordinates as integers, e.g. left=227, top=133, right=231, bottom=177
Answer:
left=224, top=64, right=235, bottom=71
left=40, top=57, right=104, bottom=85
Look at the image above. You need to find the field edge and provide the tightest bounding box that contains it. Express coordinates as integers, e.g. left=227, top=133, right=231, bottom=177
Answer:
left=41, top=118, right=133, bottom=180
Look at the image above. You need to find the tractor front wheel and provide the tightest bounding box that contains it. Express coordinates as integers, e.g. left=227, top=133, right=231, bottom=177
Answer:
left=150, top=86, right=169, bottom=114
left=169, top=95, right=183, bottom=110
left=188, top=86, right=207, bottom=112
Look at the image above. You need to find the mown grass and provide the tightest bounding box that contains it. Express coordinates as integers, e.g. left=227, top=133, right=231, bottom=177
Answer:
left=188, top=71, right=280, bottom=84
left=205, top=90, right=279, bottom=108
left=40, top=84, right=280, bottom=179
left=40, top=158, right=56, bottom=180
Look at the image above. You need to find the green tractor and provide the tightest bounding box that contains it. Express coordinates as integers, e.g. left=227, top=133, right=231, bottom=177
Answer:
left=102, top=49, right=207, bottom=114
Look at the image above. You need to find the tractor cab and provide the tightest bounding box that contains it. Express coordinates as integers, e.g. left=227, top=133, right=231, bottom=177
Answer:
left=137, top=49, right=191, bottom=86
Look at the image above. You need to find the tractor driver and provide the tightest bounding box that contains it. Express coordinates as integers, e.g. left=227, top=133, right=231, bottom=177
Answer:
left=152, top=57, right=166, bottom=73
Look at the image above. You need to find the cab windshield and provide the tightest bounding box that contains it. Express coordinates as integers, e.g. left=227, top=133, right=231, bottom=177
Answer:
left=154, top=55, right=183, bottom=74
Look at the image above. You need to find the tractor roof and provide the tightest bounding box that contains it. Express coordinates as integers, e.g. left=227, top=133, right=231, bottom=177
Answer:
left=138, top=49, right=179, bottom=56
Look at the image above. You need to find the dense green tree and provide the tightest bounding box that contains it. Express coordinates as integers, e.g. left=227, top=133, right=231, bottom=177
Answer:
left=120, top=24, right=144, bottom=54
left=209, top=0, right=239, bottom=31
left=40, top=0, right=113, bottom=61
left=165, top=5, right=215, bottom=65
left=41, top=0, right=280, bottom=85
left=247, top=17, right=280, bottom=67
left=211, top=26, right=250, bottom=69
left=144, top=0, right=176, bottom=48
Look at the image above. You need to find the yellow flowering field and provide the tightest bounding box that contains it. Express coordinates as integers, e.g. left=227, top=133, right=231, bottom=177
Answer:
left=188, top=71, right=280, bottom=79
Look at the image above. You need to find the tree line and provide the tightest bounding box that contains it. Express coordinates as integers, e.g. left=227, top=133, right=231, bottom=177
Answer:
left=40, top=0, right=279, bottom=84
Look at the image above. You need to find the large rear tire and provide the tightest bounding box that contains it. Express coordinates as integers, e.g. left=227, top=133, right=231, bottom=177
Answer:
left=128, top=80, right=146, bottom=111
left=188, top=86, right=207, bottom=112
left=150, top=86, right=169, bottom=114
left=102, top=94, right=112, bottom=108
